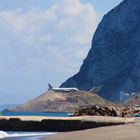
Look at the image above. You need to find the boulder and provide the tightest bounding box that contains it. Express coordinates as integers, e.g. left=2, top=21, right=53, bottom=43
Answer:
left=74, top=105, right=140, bottom=117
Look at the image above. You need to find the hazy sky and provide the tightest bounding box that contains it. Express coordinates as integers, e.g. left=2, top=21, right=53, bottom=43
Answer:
left=0, top=0, right=122, bottom=105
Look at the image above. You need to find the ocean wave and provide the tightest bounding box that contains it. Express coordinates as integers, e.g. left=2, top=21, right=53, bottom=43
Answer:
left=0, top=131, right=56, bottom=139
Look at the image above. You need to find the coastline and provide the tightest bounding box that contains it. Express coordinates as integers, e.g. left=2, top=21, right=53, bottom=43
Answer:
left=0, top=115, right=136, bottom=139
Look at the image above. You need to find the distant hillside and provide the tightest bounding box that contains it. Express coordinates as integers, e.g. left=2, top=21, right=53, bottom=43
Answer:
left=122, top=93, right=140, bottom=107
left=8, top=91, right=113, bottom=113
left=0, top=104, right=18, bottom=111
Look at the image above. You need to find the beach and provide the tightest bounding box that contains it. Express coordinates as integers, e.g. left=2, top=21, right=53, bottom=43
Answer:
left=0, top=115, right=136, bottom=139
left=42, top=122, right=140, bottom=140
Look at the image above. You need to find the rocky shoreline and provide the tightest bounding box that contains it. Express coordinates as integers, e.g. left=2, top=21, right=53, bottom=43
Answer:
left=74, top=105, right=140, bottom=117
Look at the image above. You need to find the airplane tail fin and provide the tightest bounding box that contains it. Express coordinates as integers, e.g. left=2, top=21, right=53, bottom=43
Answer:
left=48, top=84, right=53, bottom=90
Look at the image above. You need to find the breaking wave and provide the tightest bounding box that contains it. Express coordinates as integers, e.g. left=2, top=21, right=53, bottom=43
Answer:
left=0, top=131, right=56, bottom=139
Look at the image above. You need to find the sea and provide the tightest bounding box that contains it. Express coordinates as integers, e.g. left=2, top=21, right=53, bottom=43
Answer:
left=0, top=131, right=56, bottom=140
left=0, top=106, right=69, bottom=140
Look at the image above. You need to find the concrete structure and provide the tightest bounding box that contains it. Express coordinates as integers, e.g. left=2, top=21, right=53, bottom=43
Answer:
left=0, top=116, right=135, bottom=132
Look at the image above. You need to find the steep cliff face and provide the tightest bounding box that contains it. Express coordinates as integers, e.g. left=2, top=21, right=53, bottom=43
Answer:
left=61, top=0, right=140, bottom=102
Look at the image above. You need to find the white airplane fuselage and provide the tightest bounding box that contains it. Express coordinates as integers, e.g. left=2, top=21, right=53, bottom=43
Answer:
left=49, top=88, right=78, bottom=92
left=48, top=84, right=79, bottom=92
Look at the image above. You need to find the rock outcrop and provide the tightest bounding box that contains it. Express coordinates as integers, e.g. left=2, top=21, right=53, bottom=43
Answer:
left=7, top=91, right=113, bottom=113
left=61, top=0, right=140, bottom=102
left=74, top=105, right=140, bottom=117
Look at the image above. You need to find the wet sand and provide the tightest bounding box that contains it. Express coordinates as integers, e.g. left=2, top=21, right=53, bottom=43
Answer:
left=42, top=122, right=140, bottom=140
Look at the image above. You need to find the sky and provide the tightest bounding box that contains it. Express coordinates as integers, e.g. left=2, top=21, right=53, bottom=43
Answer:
left=0, top=0, right=122, bottom=105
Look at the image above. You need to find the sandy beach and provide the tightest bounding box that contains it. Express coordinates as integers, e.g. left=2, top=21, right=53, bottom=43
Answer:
left=42, top=122, right=140, bottom=140
left=0, top=115, right=137, bottom=140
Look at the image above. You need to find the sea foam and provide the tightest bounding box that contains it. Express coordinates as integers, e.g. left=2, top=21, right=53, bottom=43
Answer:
left=0, top=131, right=56, bottom=139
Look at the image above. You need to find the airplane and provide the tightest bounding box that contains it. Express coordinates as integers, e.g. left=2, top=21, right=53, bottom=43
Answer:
left=48, top=84, right=79, bottom=92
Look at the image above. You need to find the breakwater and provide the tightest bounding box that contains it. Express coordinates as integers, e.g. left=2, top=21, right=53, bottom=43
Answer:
left=0, top=116, right=135, bottom=132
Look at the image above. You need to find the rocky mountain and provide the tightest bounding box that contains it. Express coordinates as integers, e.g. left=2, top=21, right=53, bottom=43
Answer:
left=7, top=91, right=113, bottom=113
left=61, top=0, right=140, bottom=102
